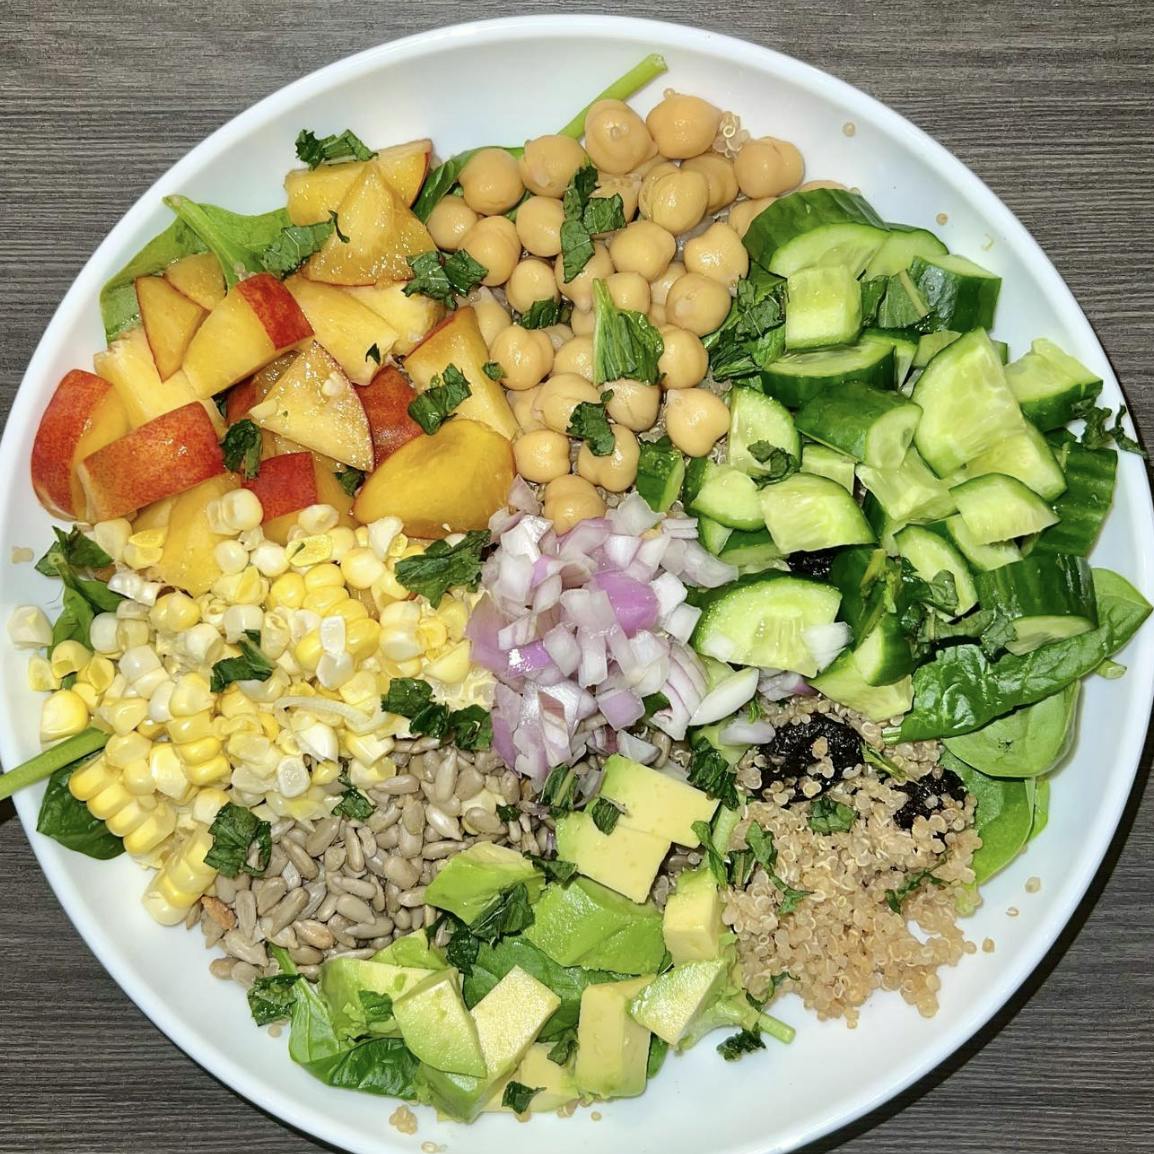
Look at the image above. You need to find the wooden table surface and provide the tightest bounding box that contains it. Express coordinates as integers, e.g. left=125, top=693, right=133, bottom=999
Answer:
left=1, top=2, right=1152, bottom=1151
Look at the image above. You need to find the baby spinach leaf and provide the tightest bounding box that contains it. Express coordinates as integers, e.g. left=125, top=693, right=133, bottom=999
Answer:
left=394, top=530, right=489, bottom=606
left=592, top=278, right=664, bottom=386
left=1029, top=775, right=1051, bottom=843
left=36, top=757, right=124, bottom=859
left=36, top=527, right=113, bottom=576
left=163, top=196, right=295, bottom=287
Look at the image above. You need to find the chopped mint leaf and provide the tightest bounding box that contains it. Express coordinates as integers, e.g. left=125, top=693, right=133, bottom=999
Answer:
left=546, top=1029, right=578, bottom=1066
left=884, top=867, right=944, bottom=915
left=642, top=691, right=671, bottom=718
left=808, top=796, right=857, bottom=834
left=497, top=803, right=522, bottom=823
left=519, top=298, right=562, bottom=329
left=394, top=529, right=489, bottom=606
left=403, top=249, right=488, bottom=306
left=333, top=782, right=375, bottom=820
left=259, top=218, right=335, bottom=276
left=748, top=443, right=799, bottom=485
left=470, top=882, right=536, bottom=943
left=483, top=361, right=504, bottom=380
left=220, top=419, right=262, bottom=479
left=295, top=128, right=375, bottom=168
left=336, top=467, right=364, bottom=497
left=205, top=802, right=272, bottom=878
left=685, top=739, right=740, bottom=809
left=559, top=164, right=624, bottom=282
left=502, top=1081, right=543, bottom=1115
left=210, top=635, right=274, bottom=693
left=407, top=364, right=472, bottom=435
left=539, top=765, right=579, bottom=814
left=381, top=678, right=434, bottom=718
left=717, top=1027, right=766, bottom=1061
left=592, top=278, right=664, bottom=386
left=247, top=973, right=301, bottom=1025
left=589, top=797, right=623, bottom=835
left=447, top=705, right=492, bottom=751
left=567, top=399, right=615, bottom=456
left=328, top=209, right=349, bottom=243
left=528, top=855, right=578, bottom=883
left=365, top=343, right=381, bottom=365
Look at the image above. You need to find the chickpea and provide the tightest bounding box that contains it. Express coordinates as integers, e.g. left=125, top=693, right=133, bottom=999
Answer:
left=648, top=303, right=667, bottom=328
left=426, top=197, right=478, bottom=251
left=684, top=221, right=750, bottom=289
left=459, top=147, right=525, bottom=215
left=640, top=170, right=710, bottom=235
left=734, top=137, right=805, bottom=199
left=461, top=216, right=520, bottom=286
left=519, top=134, right=587, bottom=198
left=658, top=326, right=709, bottom=390
left=595, top=173, right=641, bottom=222
left=583, top=99, right=654, bottom=175
left=608, top=219, right=676, bottom=281
left=537, top=373, right=601, bottom=434
left=553, top=335, right=594, bottom=380
left=514, top=429, right=572, bottom=483
left=542, top=323, right=574, bottom=351
left=471, top=288, right=512, bottom=346
left=683, top=153, right=739, bottom=212
left=650, top=260, right=686, bottom=307
left=576, top=424, right=640, bottom=492
left=554, top=240, right=613, bottom=310
left=516, top=196, right=565, bottom=258
left=664, top=388, right=731, bottom=457
left=605, top=271, right=651, bottom=314
left=665, top=272, right=732, bottom=336
left=505, top=258, right=561, bottom=314
left=489, top=325, right=554, bottom=391
left=510, top=385, right=544, bottom=432
left=799, top=179, right=847, bottom=191
left=543, top=474, right=606, bottom=534
left=570, top=306, right=595, bottom=336
left=637, top=162, right=679, bottom=218
left=728, top=197, right=775, bottom=238
left=604, top=379, right=661, bottom=432
left=645, top=93, right=722, bottom=159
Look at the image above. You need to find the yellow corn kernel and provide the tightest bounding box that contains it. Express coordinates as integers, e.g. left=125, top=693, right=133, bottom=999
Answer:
left=50, top=640, right=92, bottom=679
left=40, top=689, right=90, bottom=741
left=383, top=657, right=424, bottom=680
left=86, top=779, right=133, bottom=820
left=78, top=655, right=117, bottom=695
left=340, top=547, right=386, bottom=590
left=121, top=759, right=156, bottom=795
left=27, top=655, right=60, bottom=692
left=137, top=719, right=165, bottom=740
left=258, top=712, right=281, bottom=740
left=338, top=669, right=379, bottom=706
left=218, top=686, right=258, bottom=717
left=345, top=619, right=381, bottom=661
left=167, top=710, right=215, bottom=745
left=149, top=743, right=191, bottom=800
left=311, top=759, right=342, bottom=786
left=105, top=795, right=155, bottom=836
left=334, top=598, right=370, bottom=625
left=175, top=735, right=223, bottom=766
left=106, top=731, right=152, bottom=769
left=286, top=535, right=334, bottom=568
left=191, top=788, right=229, bottom=825
left=302, top=561, right=345, bottom=591
left=143, top=828, right=217, bottom=924
left=98, top=696, right=149, bottom=736
left=150, top=591, right=201, bottom=633
left=328, top=526, right=357, bottom=560
left=116, top=619, right=152, bottom=650
left=302, top=587, right=349, bottom=615
left=416, top=616, right=449, bottom=653
left=130, top=528, right=167, bottom=550
left=424, top=640, right=473, bottom=685
left=398, top=541, right=424, bottom=560
left=72, top=683, right=101, bottom=710
left=293, top=630, right=324, bottom=673
left=122, top=540, right=164, bottom=569
left=212, top=566, right=267, bottom=605
left=170, top=673, right=214, bottom=718
left=215, top=714, right=260, bottom=739
left=185, top=753, right=231, bottom=786
left=268, top=572, right=306, bottom=610
left=228, top=731, right=274, bottom=763
left=123, top=803, right=177, bottom=856
left=439, top=598, right=469, bottom=641
left=372, top=569, right=409, bottom=604
left=69, top=756, right=116, bottom=802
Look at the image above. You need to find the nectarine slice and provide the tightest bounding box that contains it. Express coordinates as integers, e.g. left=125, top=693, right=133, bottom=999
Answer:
left=346, top=280, right=444, bottom=354
left=165, top=253, right=226, bottom=310
left=358, top=365, right=424, bottom=465
left=152, top=473, right=239, bottom=596
left=243, top=451, right=318, bottom=522
left=136, top=275, right=208, bottom=380
left=94, top=327, right=202, bottom=427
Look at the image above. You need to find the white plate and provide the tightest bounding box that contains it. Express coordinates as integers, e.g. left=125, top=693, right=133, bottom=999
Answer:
left=2, top=15, right=1151, bottom=1154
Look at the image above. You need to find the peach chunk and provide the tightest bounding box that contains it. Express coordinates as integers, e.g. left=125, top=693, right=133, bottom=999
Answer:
left=136, top=274, right=207, bottom=379
left=165, top=253, right=226, bottom=310
left=152, top=473, right=239, bottom=597
left=358, top=365, right=425, bottom=466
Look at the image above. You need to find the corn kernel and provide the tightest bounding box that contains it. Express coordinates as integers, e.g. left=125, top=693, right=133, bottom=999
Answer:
left=334, top=599, right=370, bottom=626
left=167, top=710, right=215, bottom=745
left=295, top=721, right=339, bottom=762
left=40, top=689, right=90, bottom=741
left=417, top=616, right=449, bottom=652
left=8, top=605, right=53, bottom=648
left=78, top=655, right=117, bottom=695
left=176, top=735, right=223, bottom=766
left=258, top=712, right=281, bottom=740
left=191, top=789, right=229, bottom=825
left=241, top=668, right=289, bottom=703
left=212, top=566, right=267, bottom=605
left=293, top=630, right=323, bottom=673
left=367, top=517, right=404, bottom=560
left=302, top=587, right=349, bottom=616
left=286, top=534, right=334, bottom=568
left=150, top=592, right=201, bottom=633
left=100, top=696, right=150, bottom=735
left=123, top=803, right=177, bottom=856
left=50, top=640, right=91, bottom=679
left=89, top=612, right=122, bottom=655
left=137, top=719, right=165, bottom=740
left=345, top=619, right=381, bottom=661
left=340, top=547, right=385, bottom=590
left=122, top=759, right=157, bottom=796
left=380, top=630, right=422, bottom=663
left=106, top=796, right=151, bottom=836
left=345, top=732, right=394, bottom=765
left=275, top=755, right=311, bottom=798
left=328, top=526, right=357, bottom=561
left=106, top=731, right=152, bottom=769
left=122, top=541, right=164, bottom=569
left=372, top=568, right=410, bottom=605
left=131, top=528, right=166, bottom=551
left=222, top=604, right=263, bottom=642
left=120, top=644, right=161, bottom=685
left=297, top=504, right=339, bottom=535
left=310, top=759, right=342, bottom=786
left=251, top=540, right=289, bottom=577
left=72, top=683, right=101, bottom=709
left=214, top=539, right=249, bottom=575
left=316, top=651, right=355, bottom=689
left=218, top=686, right=258, bottom=717
left=69, top=756, right=115, bottom=801
left=148, top=679, right=175, bottom=724
left=228, top=731, right=275, bottom=764
left=87, top=778, right=133, bottom=820
left=170, top=672, right=215, bottom=718
left=439, top=598, right=469, bottom=641
left=185, top=753, right=231, bottom=786
left=92, top=518, right=132, bottom=561
left=302, top=562, right=344, bottom=592
left=218, top=488, right=264, bottom=533
left=149, top=744, right=190, bottom=799
left=27, top=655, right=61, bottom=692
left=424, top=640, right=472, bottom=685
left=268, top=572, right=306, bottom=610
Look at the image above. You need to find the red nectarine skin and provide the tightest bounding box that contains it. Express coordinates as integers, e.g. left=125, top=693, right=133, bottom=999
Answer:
left=243, top=451, right=319, bottom=521
left=358, top=366, right=425, bottom=465
left=77, top=400, right=226, bottom=521
left=31, top=369, right=113, bottom=518
left=235, top=273, right=314, bottom=348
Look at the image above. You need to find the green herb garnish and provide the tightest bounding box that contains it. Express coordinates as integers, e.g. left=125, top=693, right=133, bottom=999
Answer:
left=407, top=364, right=472, bottom=435
left=247, top=974, right=302, bottom=1025
left=394, top=529, right=489, bottom=606
left=589, top=797, right=623, bottom=835
left=808, top=796, right=857, bottom=834
left=591, top=278, right=663, bottom=386
left=220, top=419, right=263, bottom=479
left=210, top=633, right=274, bottom=692
left=567, top=399, right=615, bottom=456
left=403, top=249, right=488, bottom=306
left=205, top=802, right=273, bottom=878
left=502, top=1081, right=543, bottom=1115
left=295, top=128, right=375, bottom=168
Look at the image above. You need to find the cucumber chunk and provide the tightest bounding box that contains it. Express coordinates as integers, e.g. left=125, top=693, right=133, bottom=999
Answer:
left=717, top=527, right=784, bottom=571
left=862, top=328, right=918, bottom=385
left=937, top=515, right=1022, bottom=571
left=810, top=647, right=913, bottom=721
left=862, top=492, right=903, bottom=553
left=909, top=254, right=1001, bottom=332
left=952, top=473, right=1058, bottom=545
left=865, top=224, right=949, bottom=277
left=912, top=329, right=1025, bottom=476
left=743, top=189, right=889, bottom=278
left=857, top=448, right=957, bottom=525
left=947, top=421, right=1067, bottom=501
left=914, top=330, right=1010, bottom=369
left=795, top=382, right=921, bottom=469
left=876, top=269, right=929, bottom=330
left=697, top=516, right=734, bottom=556
left=801, top=444, right=856, bottom=492
left=683, top=460, right=763, bottom=531
left=759, top=340, right=896, bottom=407
left=974, top=553, right=1096, bottom=654
left=853, top=614, right=916, bottom=686
left=827, top=546, right=889, bottom=636
left=759, top=473, right=875, bottom=554
left=1033, top=439, right=1117, bottom=556
left=636, top=438, right=686, bottom=513
left=1005, top=338, right=1103, bottom=431
left=895, top=524, right=978, bottom=616
left=690, top=572, right=842, bottom=675
left=784, top=265, right=863, bottom=350
left=726, top=388, right=799, bottom=476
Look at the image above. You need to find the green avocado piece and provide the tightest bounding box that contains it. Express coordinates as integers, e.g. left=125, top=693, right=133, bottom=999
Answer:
left=662, top=866, right=725, bottom=963
left=372, top=928, right=447, bottom=970
left=318, top=958, right=433, bottom=1041
left=425, top=842, right=543, bottom=925
left=523, top=877, right=666, bottom=975
left=574, top=977, right=655, bottom=1099
left=484, top=1042, right=581, bottom=1114
left=599, top=754, right=719, bottom=847
left=393, top=970, right=486, bottom=1077
left=628, top=958, right=730, bottom=1045
left=555, top=811, right=670, bottom=904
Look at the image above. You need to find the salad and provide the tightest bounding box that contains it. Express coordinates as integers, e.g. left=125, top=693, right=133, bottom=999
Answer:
left=3, top=50, right=1149, bottom=1125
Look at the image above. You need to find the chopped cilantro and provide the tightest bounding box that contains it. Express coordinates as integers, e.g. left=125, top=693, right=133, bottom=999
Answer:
left=220, top=419, right=262, bottom=479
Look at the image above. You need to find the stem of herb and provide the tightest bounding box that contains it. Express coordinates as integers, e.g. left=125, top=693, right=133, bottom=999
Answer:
left=0, top=728, right=110, bottom=801
left=556, top=53, right=669, bottom=140
left=758, top=1012, right=796, bottom=1045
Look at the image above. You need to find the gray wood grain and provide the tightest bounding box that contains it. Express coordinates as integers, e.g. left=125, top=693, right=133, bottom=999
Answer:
left=1, top=1, right=1152, bottom=1151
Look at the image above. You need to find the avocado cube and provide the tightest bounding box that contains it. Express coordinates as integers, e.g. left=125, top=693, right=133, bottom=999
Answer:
left=575, top=977, right=655, bottom=1099
left=600, top=755, right=719, bottom=847
left=393, top=970, right=486, bottom=1077
left=555, top=811, right=670, bottom=904
left=372, top=928, right=447, bottom=970
left=662, top=866, right=726, bottom=963
left=483, top=1042, right=581, bottom=1114
left=425, top=842, right=543, bottom=925
left=523, top=876, right=666, bottom=975
left=628, top=958, right=729, bottom=1046
left=318, top=958, right=432, bottom=1040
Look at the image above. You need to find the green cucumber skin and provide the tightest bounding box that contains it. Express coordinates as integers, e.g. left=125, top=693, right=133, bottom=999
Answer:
left=810, top=648, right=913, bottom=721
left=865, top=226, right=948, bottom=278
left=909, top=254, right=1001, bottom=333
left=636, top=441, right=686, bottom=513
left=855, top=614, right=917, bottom=686
left=975, top=553, right=1097, bottom=626
left=784, top=265, right=863, bottom=351
left=948, top=422, right=1068, bottom=502
left=861, top=329, right=917, bottom=385
left=795, top=383, right=919, bottom=467
left=727, top=387, right=799, bottom=476
left=1005, top=338, right=1104, bottom=431
left=758, top=341, right=896, bottom=408
left=717, top=527, right=784, bottom=569
left=697, top=516, right=734, bottom=556
left=685, top=462, right=764, bottom=531
left=1033, top=442, right=1118, bottom=557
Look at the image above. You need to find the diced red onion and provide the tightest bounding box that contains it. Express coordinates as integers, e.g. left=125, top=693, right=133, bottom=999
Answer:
left=664, top=602, right=702, bottom=645
left=689, top=667, right=760, bottom=727
left=576, top=628, right=608, bottom=688
left=661, top=517, right=699, bottom=539
left=758, top=670, right=812, bottom=700
left=507, top=640, right=552, bottom=677
left=507, top=476, right=542, bottom=514
left=542, top=624, right=581, bottom=677
left=663, top=539, right=738, bottom=588
left=721, top=718, right=777, bottom=745
left=803, top=621, right=853, bottom=672
left=601, top=534, right=643, bottom=571
left=596, top=688, right=646, bottom=730
left=617, top=731, right=660, bottom=765
left=561, top=587, right=617, bottom=634
left=532, top=573, right=563, bottom=614
left=590, top=572, right=659, bottom=636
left=498, top=615, right=539, bottom=650
left=651, top=571, right=688, bottom=617
left=609, top=492, right=661, bottom=536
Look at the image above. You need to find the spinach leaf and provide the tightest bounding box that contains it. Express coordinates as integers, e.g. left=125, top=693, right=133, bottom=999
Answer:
left=592, top=278, right=664, bottom=385
left=295, top=128, right=375, bottom=168
left=898, top=569, right=1151, bottom=741
left=1029, top=775, right=1052, bottom=842
left=407, top=364, right=471, bottom=434
left=394, top=530, right=489, bottom=606
left=204, top=802, right=272, bottom=877
left=36, top=758, right=124, bottom=859
left=247, top=973, right=302, bottom=1025
left=39, top=533, right=123, bottom=648
left=210, top=634, right=274, bottom=692
left=219, top=418, right=262, bottom=479
left=502, top=1081, right=542, bottom=1114
left=647, top=1035, right=670, bottom=1078
left=943, top=750, right=1035, bottom=883
left=163, top=196, right=297, bottom=287
left=36, top=527, right=113, bottom=576
left=567, top=399, right=615, bottom=456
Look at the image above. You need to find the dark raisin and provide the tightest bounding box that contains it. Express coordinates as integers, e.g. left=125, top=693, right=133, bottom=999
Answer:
left=789, top=549, right=837, bottom=581
left=891, top=767, right=968, bottom=830
left=756, top=714, right=864, bottom=799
